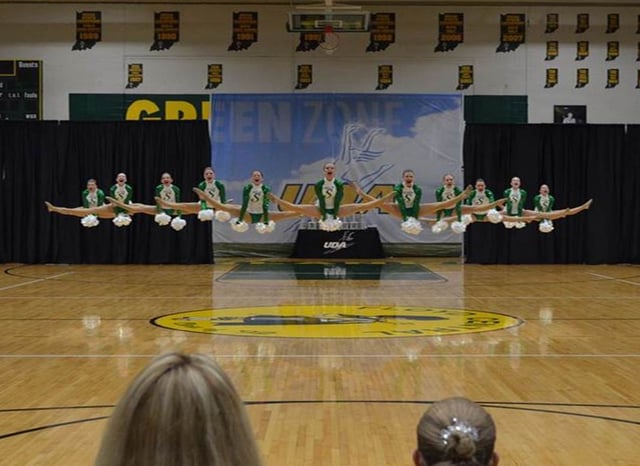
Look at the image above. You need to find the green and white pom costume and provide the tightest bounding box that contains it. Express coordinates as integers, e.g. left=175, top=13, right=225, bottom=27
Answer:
left=82, top=188, right=106, bottom=208
left=239, top=183, right=271, bottom=223
left=314, top=177, right=345, bottom=220
left=198, top=180, right=226, bottom=210
left=109, top=183, right=133, bottom=214
left=533, top=193, right=555, bottom=212
left=503, top=187, right=527, bottom=216
left=393, top=183, right=422, bottom=220
left=155, top=183, right=181, bottom=216
left=435, top=185, right=463, bottom=220
left=465, top=188, right=495, bottom=220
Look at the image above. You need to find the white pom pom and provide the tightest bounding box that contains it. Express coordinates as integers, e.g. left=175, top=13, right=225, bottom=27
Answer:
left=264, top=220, right=276, bottom=233
left=319, top=217, right=342, bottom=232
left=198, top=209, right=214, bottom=222
left=255, top=222, right=267, bottom=234
left=230, top=219, right=249, bottom=233
left=214, top=210, right=231, bottom=222
left=461, top=214, right=473, bottom=226
left=431, top=220, right=448, bottom=234
left=539, top=220, right=554, bottom=233
left=81, top=214, right=99, bottom=228
left=154, top=212, right=171, bottom=226
left=515, top=221, right=526, bottom=229
left=503, top=221, right=514, bottom=229
left=487, top=209, right=503, bottom=224
left=171, top=217, right=186, bottom=231
left=401, top=217, right=423, bottom=235
left=451, top=220, right=467, bottom=234
left=112, top=214, right=131, bottom=227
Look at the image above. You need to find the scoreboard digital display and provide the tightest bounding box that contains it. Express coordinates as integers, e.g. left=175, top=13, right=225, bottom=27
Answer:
left=0, top=60, right=42, bottom=120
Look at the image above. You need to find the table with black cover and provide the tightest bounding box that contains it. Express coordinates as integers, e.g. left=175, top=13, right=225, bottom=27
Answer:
left=291, top=228, right=384, bottom=259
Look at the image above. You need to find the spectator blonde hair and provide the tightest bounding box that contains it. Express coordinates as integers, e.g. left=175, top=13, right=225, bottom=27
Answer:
left=95, top=352, right=262, bottom=466
left=414, top=397, right=498, bottom=466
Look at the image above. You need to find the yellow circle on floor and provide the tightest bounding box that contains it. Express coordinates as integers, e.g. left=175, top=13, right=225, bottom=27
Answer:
left=152, top=305, right=521, bottom=338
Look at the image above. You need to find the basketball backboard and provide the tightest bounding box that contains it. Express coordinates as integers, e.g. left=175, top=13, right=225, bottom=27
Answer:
left=287, top=11, right=370, bottom=32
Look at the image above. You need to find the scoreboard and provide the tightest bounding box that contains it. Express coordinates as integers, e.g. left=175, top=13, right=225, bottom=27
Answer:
left=0, top=60, right=42, bottom=120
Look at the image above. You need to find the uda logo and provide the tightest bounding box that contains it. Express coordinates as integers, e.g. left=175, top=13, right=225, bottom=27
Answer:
left=323, top=231, right=356, bottom=254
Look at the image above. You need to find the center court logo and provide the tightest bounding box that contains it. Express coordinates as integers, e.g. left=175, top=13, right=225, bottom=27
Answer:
left=151, top=305, right=522, bottom=338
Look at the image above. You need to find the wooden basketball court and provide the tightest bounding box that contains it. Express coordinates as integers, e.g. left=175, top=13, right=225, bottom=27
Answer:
left=1, top=259, right=639, bottom=465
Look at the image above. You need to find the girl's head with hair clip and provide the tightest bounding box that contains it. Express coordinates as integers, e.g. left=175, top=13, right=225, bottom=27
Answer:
left=414, top=397, right=498, bottom=466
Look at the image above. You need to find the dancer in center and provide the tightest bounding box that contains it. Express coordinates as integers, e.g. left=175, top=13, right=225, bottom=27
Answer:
left=266, top=162, right=395, bottom=231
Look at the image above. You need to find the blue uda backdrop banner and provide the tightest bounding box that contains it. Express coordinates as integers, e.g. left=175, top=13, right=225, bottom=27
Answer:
left=210, top=94, right=463, bottom=244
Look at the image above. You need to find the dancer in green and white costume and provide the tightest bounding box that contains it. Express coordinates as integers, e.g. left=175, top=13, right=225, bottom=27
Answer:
left=435, top=174, right=464, bottom=221
left=154, top=167, right=229, bottom=222
left=314, top=162, right=344, bottom=221
left=268, top=162, right=394, bottom=231
left=522, top=184, right=593, bottom=233
left=109, top=173, right=134, bottom=226
left=46, top=177, right=128, bottom=227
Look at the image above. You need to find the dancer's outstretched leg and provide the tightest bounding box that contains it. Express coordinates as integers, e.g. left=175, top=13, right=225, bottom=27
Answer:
left=528, top=199, right=593, bottom=220
left=267, top=194, right=322, bottom=218
left=45, top=201, right=116, bottom=219
left=154, top=197, right=202, bottom=215
left=461, top=198, right=506, bottom=214
left=106, top=197, right=157, bottom=215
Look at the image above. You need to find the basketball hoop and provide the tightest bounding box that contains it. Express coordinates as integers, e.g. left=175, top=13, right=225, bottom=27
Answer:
left=320, top=25, right=340, bottom=55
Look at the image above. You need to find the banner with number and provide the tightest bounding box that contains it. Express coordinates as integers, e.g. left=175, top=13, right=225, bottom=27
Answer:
left=209, top=94, right=463, bottom=245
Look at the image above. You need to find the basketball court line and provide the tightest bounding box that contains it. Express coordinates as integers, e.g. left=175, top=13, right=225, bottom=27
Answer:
left=1, top=295, right=640, bottom=300
left=0, top=272, right=75, bottom=292
left=587, top=272, right=640, bottom=286
left=1, top=353, right=639, bottom=359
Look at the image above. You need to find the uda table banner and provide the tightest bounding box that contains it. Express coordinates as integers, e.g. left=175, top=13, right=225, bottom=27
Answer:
left=209, top=94, right=463, bottom=245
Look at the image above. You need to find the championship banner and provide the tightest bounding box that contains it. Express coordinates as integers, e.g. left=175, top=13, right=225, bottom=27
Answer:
left=576, top=68, right=589, bottom=88
left=376, top=65, right=393, bottom=90
left=205, top=64, right=222, bottom=89
left=576, top=41, right=589, bottom=61
left=296, top=32, right=322, bottom=52
left=576, top=13, right=589, bottom=33
left=545, top=68, right=558, bottom=88
left=126, top=64, right=142, bottom=89
left=606, top=13, right=619, bottom=34
left=545, top=41, right=558, bottom=61
left=209, top=94, right=463, bottom=246
left=434, top=13, right=463, bottom=53
left=606, top=69, right=619, bottom=88
left=72, top=11, right=101, bottom=51
left=606, top=41, right=619, bottom=61
left=150, top=11, right=179, bottom=51
left=457, top=65, right=473, bottom=90
left=228, top=11, right=258, bottom=51
left=496, top=14, right=525, bottom=53
left=545, top=13, right=559, bottom=34
left=295, top=64, right=312, bottom=90
left=367, top=12, right=395, bottom=52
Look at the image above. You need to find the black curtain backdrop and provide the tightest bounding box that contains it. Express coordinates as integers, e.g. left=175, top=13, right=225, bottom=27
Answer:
left=0, top=121, right=213, bottom=264
left=463, top=124, right=631, bottom=264
left=622, top=125, right=640, bottom=264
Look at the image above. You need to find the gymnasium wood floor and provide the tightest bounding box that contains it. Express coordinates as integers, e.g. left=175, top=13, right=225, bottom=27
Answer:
left=1, top=259, right=639, bottom=466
